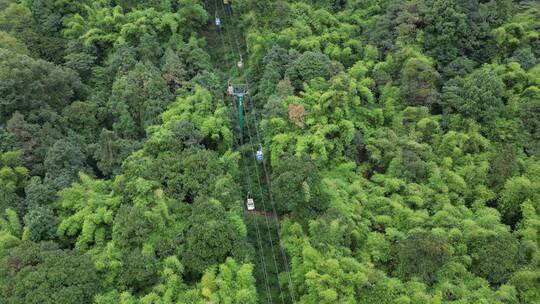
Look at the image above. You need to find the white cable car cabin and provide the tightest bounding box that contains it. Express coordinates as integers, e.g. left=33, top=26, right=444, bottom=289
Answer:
left=246, top=197, right=255, bottom=211
left=237, top=59, right=244, bottom=70
left=215, top=16, right=221, bottom=26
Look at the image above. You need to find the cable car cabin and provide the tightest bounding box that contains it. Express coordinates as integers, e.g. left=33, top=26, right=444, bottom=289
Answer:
left=256, top=149, right=263, bottom=163
left=246, top=198, right=255, bottom=211
left=223, top=0, right=229, bottom=4
left=227, top=83, right=248, bottom=97
left=237, top=60, right=244, bottom=70
left=215, top=17, right=221, bottom=26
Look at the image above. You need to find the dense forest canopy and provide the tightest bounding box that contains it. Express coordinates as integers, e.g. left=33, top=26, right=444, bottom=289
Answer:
left=0, top=0, right=539, bottom=303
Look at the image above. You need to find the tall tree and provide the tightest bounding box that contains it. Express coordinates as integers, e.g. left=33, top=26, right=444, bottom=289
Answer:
left=0, top=242, right=100, bottom=304
left=0, top=49, right=81, bottom=124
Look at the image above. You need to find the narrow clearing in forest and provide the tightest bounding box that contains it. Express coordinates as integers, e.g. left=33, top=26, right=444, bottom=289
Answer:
left=203, top=1, right=295, bottom=303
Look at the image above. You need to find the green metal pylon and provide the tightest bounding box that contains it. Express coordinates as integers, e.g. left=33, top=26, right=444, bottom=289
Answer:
left=237, top=92, right=245, bottom=137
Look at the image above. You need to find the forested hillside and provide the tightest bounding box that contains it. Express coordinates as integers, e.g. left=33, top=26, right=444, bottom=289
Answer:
left=0, top=0, right=539, bottom=303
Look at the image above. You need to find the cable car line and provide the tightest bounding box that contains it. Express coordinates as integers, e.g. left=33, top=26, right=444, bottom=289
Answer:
left=215, top=1, right=276, bottom=302
left=220, top=0, right=243, bottom=70
left=214, top=1, right=297, bottom=302
left=240, top=97, right=288, bottom=304
left=220, top=5, right=297, bottom=303
left=246, top=95, right=297, bottom=304
left=223, top=3, right=244, bottom=69
left=232, top=95, right=284, bottom=304
left=218, top=10, right=287, bottom=304
left=213, top=1, right=273, bottom=301
left=219, top=8, right=297, bottom=300
left=238, top=135, right=273, bottom=304
left=223, top=3, right=241, bottom=54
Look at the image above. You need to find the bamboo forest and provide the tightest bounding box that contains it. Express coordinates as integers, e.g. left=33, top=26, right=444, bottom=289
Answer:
left=0, top=0, right=539, bottom=303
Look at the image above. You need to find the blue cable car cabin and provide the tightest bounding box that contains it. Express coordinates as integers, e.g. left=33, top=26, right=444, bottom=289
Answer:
left=256, top=148, right=263, bottom=163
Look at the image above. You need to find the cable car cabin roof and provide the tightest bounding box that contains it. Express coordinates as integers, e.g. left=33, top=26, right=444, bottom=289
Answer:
left=246, top=198, right=255, bottom=210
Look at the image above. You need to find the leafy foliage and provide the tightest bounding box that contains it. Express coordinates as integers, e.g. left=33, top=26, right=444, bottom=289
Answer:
left=0, top=242, right=100, bottom=304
